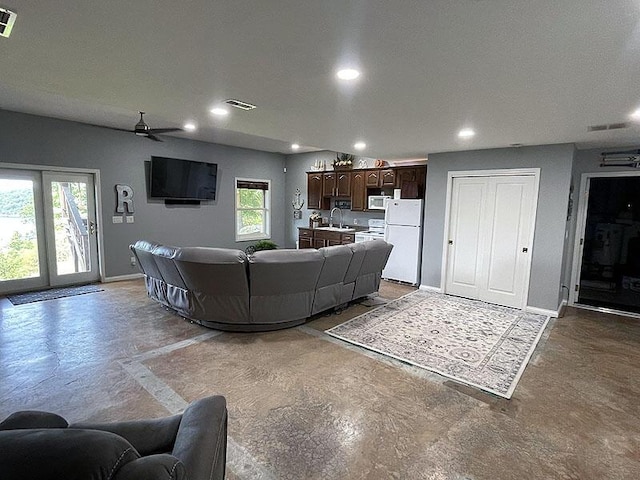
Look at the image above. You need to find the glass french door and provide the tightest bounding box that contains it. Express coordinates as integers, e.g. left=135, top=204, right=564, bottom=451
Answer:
left=0, top=169, right=99, bottom=294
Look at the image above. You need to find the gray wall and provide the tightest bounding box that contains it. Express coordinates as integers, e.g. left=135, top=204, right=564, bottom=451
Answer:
left=284, top=151, right=384, bottom=248
left=421, top=144, right=575, bottom=312
left=0, top=109, right=286, bottom=278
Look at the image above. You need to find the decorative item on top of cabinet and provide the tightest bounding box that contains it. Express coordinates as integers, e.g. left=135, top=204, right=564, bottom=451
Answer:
left=333, top=153, right=354, bottom=170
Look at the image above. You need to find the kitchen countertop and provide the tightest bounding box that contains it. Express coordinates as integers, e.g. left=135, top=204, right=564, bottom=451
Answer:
left=298, top=225, right=367, bottom=233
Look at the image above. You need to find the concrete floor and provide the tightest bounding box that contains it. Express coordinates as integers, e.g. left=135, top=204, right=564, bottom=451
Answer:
left=0, top=279, right=639, bottom=479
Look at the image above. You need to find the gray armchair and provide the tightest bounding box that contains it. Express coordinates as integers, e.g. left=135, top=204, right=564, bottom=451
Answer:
left=0, top=395, right=227, bottom=480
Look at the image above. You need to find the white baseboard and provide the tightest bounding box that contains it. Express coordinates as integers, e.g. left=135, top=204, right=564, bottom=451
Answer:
left=419, top=285, right=442, bottom=293
left=103, top=273, right=144, bottom=283
left=525, top=300, right=564, bottom=318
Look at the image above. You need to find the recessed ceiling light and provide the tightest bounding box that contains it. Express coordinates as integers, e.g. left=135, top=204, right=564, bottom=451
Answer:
left=336, top=68, right=361, bottom=81
left=631, top=109, right=640, bottom=121
left=458, top=128, right=476, bottom=139
left=210, top=107, right=229, bottom=117
left=183, top=122, right=197, bottom=132
left=291, top=143, right=300, bottom=150
left=354, top=142, right=366, bottom=150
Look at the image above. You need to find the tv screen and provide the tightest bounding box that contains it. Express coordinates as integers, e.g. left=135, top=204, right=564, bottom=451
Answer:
left=150, top=157, right=218, bottom=200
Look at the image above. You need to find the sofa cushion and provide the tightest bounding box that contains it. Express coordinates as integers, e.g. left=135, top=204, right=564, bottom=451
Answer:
left=249, top=249, right=324, bottom=323
left=113, top=454, right=187, bottom=480
left=152, top=245, right=187, bottom=289
left=173, top=247, right=250, bottom=324
left=0, top=428, right=139, bottom=480
left=312, top=245, right=354, bottom=314
left=131, top=240, right=163, bottom=281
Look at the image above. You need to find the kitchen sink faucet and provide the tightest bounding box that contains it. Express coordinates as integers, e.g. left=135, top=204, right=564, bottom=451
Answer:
left=329, top=207, right=344, bottom=228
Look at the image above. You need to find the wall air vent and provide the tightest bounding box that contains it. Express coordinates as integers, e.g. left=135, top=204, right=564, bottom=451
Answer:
left=588, top=122, right=629, bottom=132
left=224, top=99, right=257, bottom=111
left=0, top=7, right=16, bottom=38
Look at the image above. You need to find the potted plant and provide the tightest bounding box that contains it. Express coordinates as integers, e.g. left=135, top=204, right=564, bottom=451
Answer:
left=245, top=240, right=278, bottom=255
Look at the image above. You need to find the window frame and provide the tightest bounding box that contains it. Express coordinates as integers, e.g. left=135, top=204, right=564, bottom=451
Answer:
left=234, top=177, right=271, bottom=242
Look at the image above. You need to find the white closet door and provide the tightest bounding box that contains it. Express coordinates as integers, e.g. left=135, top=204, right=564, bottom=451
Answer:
left=445, top=177, right=488, bottom=299
left=481, top=175, right=536, bottom=308
left=445, top=174, right=536, bottom=309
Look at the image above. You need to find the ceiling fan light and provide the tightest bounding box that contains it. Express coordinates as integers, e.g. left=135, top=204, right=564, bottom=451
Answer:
left=134, top=111, right=150, bottom=133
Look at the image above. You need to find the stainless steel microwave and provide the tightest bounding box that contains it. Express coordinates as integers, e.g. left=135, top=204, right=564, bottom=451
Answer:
left=368, top=195, right=392, bottom=210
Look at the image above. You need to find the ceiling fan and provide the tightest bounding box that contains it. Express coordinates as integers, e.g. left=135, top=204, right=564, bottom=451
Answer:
left=108, top=111, right=183, bottom=142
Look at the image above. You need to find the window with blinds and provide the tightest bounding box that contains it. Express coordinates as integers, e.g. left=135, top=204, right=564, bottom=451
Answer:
left=235, top=178, right=271, bottom=241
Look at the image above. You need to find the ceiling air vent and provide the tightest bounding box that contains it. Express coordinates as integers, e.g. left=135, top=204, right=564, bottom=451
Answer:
left=224, top=99, right=257, bottom=111
left=0, top=8, right=16, bottom=38
left=588, top=122, right=630, bottom=132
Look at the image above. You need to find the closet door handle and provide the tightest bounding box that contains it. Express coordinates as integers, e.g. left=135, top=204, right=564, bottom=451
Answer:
left=522, top=247, right=528, bottom=253
left=448, top=240, right=453, bottom=245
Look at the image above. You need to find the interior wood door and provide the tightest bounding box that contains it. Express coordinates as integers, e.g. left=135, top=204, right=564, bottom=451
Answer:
left=445, top=174, right=536, bottom=309
left=445, top=177, right=488, bottom=299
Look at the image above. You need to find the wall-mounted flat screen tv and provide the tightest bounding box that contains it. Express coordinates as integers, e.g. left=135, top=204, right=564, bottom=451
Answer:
left=150, top=156, right=218, bottom=200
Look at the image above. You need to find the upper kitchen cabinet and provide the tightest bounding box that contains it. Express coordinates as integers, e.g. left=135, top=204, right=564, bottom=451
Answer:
left=351, top=170, right=366, bottom=211
left=306, top=165, right=427, bottom=209
left=365, top=170, right=380, bottom=187
left=307, top=172, right=327, bottom=210
left=381, top=169, right=396, bottom=187
left=394, top=166, right=427, bottom=199
left=336, top=172, right=351, bottom=197
left=323, top=172, right=336, bottom=197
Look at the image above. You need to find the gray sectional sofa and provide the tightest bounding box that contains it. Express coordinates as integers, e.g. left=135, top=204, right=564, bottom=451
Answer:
left=131, top=240, right=393, bottom=332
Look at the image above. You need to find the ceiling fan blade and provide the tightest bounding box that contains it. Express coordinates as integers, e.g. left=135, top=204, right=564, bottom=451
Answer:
left=105, top=126, right=135, bottom=133
left=146, top=134, right=163, bottom=142
left=149, top=128, right=183, bottom=134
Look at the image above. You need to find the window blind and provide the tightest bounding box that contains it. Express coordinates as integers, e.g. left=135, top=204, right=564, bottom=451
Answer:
left=237, top=180, right=269, bottom=190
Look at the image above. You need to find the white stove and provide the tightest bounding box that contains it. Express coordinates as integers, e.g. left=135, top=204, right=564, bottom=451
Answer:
left=355, top=219, right=385, bottom=242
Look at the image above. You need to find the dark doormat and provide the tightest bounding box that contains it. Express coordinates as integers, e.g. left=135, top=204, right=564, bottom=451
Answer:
left=7, top=284, right=104, bottom=305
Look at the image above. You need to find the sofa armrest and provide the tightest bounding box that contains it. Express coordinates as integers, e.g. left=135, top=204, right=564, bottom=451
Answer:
left=70, top=414, right=182, bottom=456
left=0, top=411, right=68, bottom=430
left=172, top=395, right=228, bottom=480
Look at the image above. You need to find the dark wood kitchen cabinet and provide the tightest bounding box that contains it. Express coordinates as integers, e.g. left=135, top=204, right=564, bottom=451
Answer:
left=323, top=172, right=337, bottom=197
left=307, top=173, right=324, bottom=209
left=298, top=228, right=314, bottom=249
left=350, top=170, right=366, bottom=211
left=336, top=172, right=351, bottom=197
left=380, top=169, right=396, bottom=187
left=366, top=170, right=380, bottom=187
left=394, top=166, right=427, bottom=199
left=298, top=228, right=356, bottom=249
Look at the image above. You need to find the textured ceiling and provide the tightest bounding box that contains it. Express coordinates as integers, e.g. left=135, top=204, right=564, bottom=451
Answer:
left=1, top=1, right=639, bottom=158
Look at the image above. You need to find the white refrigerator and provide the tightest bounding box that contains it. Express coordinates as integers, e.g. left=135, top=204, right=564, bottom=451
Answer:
left=383, top=199, right=423, bottom=284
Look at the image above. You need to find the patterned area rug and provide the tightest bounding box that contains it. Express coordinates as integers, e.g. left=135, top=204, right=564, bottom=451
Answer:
left=326, top=290, right=550, bottom=398
left=7, top=284, right=104, bottom=305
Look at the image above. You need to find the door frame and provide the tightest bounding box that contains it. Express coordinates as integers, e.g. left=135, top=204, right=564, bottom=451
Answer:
left=569, top=170, right=640, bottom=308
left=0, top=162, right=105, bottom=286
left=440, top=168, right=541, bottom=309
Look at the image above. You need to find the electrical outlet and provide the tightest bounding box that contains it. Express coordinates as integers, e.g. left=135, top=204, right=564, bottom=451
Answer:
left=130, top=256, right=137, bottom=266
